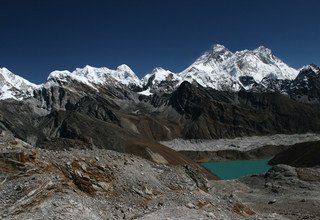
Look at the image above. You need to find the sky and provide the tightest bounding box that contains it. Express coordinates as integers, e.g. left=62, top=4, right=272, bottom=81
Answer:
left=0, top=0, right=319, bottom=84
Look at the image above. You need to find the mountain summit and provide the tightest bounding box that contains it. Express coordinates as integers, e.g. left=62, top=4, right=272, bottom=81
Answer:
left=178, top=44, right=298, bottom=91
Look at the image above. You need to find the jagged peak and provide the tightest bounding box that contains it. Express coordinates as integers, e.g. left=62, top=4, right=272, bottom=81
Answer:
left=116, top=64, right=135, bottom=74
left=142, top=66, right=180, bottom=89
left=254, top=46, right=272, bottom=54
left=144, top=67, right=175, bottom=80
left=194, top=44, right=233, bottom=65
left=151, top=67, right=170, bottom=73
left=211, top=44, right=232, bottom=53
left=299, top=64, right=320, bottom=73
left=0, top=67, right=39, bottom=87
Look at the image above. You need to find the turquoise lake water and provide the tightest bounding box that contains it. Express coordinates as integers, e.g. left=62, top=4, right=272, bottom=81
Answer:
left=202, top=159, right=271, bottom=180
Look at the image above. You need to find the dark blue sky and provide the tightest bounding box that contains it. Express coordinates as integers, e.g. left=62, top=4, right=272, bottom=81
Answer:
left=0, top=0, right=319, bottom=84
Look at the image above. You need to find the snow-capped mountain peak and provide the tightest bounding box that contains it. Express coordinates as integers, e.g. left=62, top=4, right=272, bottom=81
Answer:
left=211, top=44, right=233, bottom=57
left=299, top=64, right=320, bottom=74
left=150, top=67, right=173, bottom=77
left=194, top=44, right=233, bottom=65
left=0, top=67, right=39, bottom=100
left=254, top=46, right=272, bottom=54
left=139, top=67, right=182, bottom=95
left=47, top=64, right=141, bottom=89
left=116, top=64, right=134, bottom=74
left=179, top=44, right=299, bottom=90
left=151, top=67, right=166, bottom=73
left=212, top=44, right=227, bottom=51
left=142, top=67, right=181, bottom=85
left=115, top=64, right=141, bottom=84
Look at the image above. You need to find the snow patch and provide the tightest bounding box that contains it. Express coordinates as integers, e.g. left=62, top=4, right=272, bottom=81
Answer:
left=138, top=88, right=153, bottom=96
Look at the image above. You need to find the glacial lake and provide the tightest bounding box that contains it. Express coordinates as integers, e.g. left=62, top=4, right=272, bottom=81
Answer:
left=202, top=159, right=271, bottom=180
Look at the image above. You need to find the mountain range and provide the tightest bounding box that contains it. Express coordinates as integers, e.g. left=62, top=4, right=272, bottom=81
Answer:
left=1, top=44, right=320, bottom=163
left=0, top=44, right=309, bottom=100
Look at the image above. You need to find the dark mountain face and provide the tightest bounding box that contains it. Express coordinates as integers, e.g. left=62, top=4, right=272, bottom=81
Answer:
left=288, top=65, right=320, bottom=103
left=161, top=81, right=320, bottom=139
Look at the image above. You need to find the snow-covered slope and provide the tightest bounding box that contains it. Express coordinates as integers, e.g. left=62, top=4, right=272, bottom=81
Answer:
left=179, top=44, right=298, bottom=91
left=179, top=45, right=235, bottom=90
left=47, top=64, right=141, bottom=89
left=0, top=68, right=39, bottom=100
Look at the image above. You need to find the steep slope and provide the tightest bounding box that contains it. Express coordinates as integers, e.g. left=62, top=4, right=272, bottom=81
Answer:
left=0, top=67, right=39, bottom=100
left=179, top=44, right=236, bottom=90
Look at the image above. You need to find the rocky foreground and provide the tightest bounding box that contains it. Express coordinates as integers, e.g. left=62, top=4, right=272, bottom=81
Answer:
left=1, top=132, right=320, bottom=220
